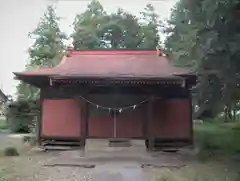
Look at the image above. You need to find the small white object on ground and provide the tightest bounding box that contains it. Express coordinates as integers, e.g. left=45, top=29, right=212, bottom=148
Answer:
left=79, top=148, right=85, bottom=157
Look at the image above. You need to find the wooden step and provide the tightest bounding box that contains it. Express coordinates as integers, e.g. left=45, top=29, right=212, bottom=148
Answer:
left=108, top=138, right=131, bottom=147
left=42, top=141, right=84, bottom=147
left=42, top=146, right=75, bottom=151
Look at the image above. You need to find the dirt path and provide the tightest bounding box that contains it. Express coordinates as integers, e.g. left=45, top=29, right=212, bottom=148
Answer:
left=0, top=140, right=237, bottom=181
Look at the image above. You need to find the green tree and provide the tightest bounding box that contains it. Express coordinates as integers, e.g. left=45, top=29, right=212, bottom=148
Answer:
left=16, top=5, right=66, bottom=100
left=98, top=9, right=143, bottom=49
left=28, top=5, right=66, bottom=68
left=118, top=10, right=143, bottom=49
left=164, top=0, right=204, bottom=69
left=72, top=0, right=161, bottom=50
left=164, top=0, right=212, bottom=118
left=72, top=0, right=106, bottom=49
left=164, top=0, right=240, bottom=119
left=139, top=4, right=160, bottom=49
left=8, top=5, right=66, bottom=133
left=198, top=0, right=240, bottom=120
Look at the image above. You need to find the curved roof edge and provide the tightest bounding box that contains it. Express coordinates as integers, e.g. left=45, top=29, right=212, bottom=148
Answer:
left=0, top=89, right=7, bottom=102
left=13, top=49, right=195, bottom=80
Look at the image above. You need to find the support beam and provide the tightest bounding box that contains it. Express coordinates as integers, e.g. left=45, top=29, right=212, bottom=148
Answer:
left=188, top=90, right=194, bottom=147
left=147, top=96, right=154, bottom=151
left=37, top=91, right=43, bottom=146
left=142, top=102, right=147, bottom=138
left=113, top=110, right=117, bottom=138
left=85, top=102, right=89, bottom=140
left=80, top=100, right=87, bottom=148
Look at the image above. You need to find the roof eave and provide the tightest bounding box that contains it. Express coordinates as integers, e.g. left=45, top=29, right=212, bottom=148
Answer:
left=0, top=89, right=8, bottom=102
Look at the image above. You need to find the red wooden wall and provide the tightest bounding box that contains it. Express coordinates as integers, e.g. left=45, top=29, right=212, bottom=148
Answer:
left=41, top=99, right=81, bottom=138
left=40, top=98, right=191, bottom=139
left=152, top=99, right=191, bottom=138
left=88, top=115, right=113, bottom=137
left=116, top=105, right=145, bottom=138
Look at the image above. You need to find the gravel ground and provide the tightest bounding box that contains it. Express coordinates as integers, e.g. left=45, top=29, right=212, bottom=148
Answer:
left=27, top=140, right=167, bottom=181
left=0, top=139, right=237, bottom=181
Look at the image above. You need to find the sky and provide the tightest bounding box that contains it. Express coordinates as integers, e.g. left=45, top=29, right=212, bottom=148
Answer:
left=0, top=0, right=177, bottom=97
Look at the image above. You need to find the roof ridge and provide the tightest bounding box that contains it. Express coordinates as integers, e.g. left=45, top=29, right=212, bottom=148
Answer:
left=66, top=47, right=162, bottom=56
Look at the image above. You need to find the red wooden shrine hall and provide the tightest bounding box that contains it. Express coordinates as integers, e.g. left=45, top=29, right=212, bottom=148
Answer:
left=14, top=48, right=197, bottom=151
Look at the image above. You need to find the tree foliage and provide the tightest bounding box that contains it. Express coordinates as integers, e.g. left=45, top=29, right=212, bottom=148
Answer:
left=16, top=5, right=66, bottom=101
left=139, top=4, right=161, bottom=49
left=164, top=0, right=240, bottom=119
left=8, top=5, right=66, bottom=132
left=72, top=0, right=160, bottom=50
left=28, top=5, right=66, bottom=68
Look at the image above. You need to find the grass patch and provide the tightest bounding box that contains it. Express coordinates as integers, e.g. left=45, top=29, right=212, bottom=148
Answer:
left=0, top=118, right=8, bottom=130
left=156, top=177, right=231, bottom=181
left=0, top=143, right=31, bottom=157
left=152, top=165, right=238, bottom=181
left=0, top=133, right=32, bottom=157
left=157, top=177, right=212, bottom=181
left=194, top=120, right=240, bottom=161
left=3, top=147, right=19, bottom=157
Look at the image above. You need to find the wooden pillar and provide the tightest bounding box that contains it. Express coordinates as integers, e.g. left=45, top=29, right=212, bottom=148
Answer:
left=37, top=90, right=43, bottom=146
left=142, top=102, right=147, bottom=138
left=147, top=96, right=154, bottom=151
left=113, top=109, right=117, bottom=138
left=85, top=102, right=89, bottom=140
left=80, top=100, right=88, bottom=148
left=36, top=113, right=41, bottom=145
left=188, top=90, right=194, bottom=147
